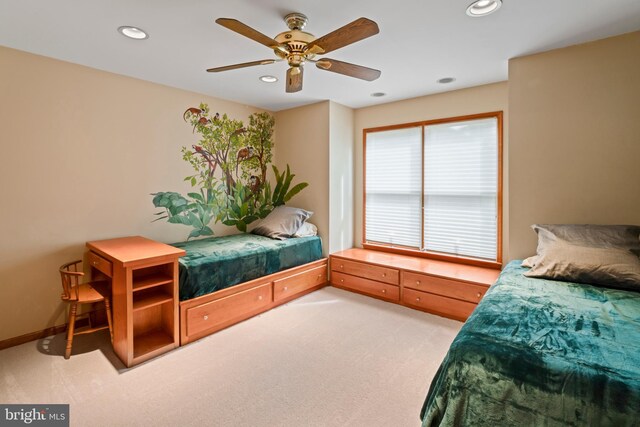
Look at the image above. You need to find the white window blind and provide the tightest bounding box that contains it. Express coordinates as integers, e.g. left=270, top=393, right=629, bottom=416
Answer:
left=364, top=116, right=499, bottom=261
left=423, top=118, right=498, bottom=260
left=365, top=127, right=422, bottom=248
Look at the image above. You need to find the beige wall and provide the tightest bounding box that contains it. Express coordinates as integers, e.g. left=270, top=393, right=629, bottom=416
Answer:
left=0, top=46, right=266, bottom=341
left=353, top=82, right=509, bottom=261
left=274, top=102, right=331, bottom=255
left=329, top=101, right=355, bottom=253
left=508, top=31, right=640, bottom=260
left=274, top=100, right=355, bottom=256
left=4, top=30, right=639, bottom=342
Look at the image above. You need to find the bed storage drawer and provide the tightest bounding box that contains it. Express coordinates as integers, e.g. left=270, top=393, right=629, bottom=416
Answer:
left=274, top=265, right=327, bottom=302
left=87, top=251, right=113, bottom=277
left=186, top=283, right=272, bottom=337
left=331, top=258, right=399, bottom=285
left=403, top=288, right=477, bottom=321
left=331, top=271, right=400, bottom=302
left=402, top=271, right=487, bottom=304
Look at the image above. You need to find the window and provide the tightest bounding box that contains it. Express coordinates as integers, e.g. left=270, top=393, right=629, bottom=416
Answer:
left=364, top=112, right=502, bottom=265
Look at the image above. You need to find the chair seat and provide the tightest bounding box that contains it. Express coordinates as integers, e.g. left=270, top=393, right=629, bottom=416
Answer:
left=75, top=280, right=110, bottom=303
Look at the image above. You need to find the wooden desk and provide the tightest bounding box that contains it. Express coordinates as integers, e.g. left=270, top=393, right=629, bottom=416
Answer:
left=86, top=236, right=185, bottom=367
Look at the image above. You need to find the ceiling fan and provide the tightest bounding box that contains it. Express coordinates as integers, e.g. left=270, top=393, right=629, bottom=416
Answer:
left=207, top=13, right=381, bottom=93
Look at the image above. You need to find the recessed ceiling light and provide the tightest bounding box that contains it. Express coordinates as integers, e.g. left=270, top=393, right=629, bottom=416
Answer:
left=259, top=75, right=278, bottom=83
left=466, top=0, right=502, bottom=17
left=437, top=77, right=456, bottom=84
left=371, top=92, right=386, bottom=97
left=117, top=26, right=148, bottom=40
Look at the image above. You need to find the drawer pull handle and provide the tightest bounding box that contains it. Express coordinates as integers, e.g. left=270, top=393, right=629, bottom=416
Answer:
left=284, top=286, right=288, bottom=291
left=382, top=273, right=386, bottom=277
left=382, top=289, right=386, bottom=294
left=318, top=274, right=322, bottom=279
left=416, top=297, right=421, bottom=302
left=92, top=261, right=98, bottom=266
left=477, top=292, right=482, bottom=298
left=203, top=315, right=209, bottom=321
left=340, top=279, right=344, bottom=283
left=258, top=295, right=263, bottom=300
left=340, top=264, right=344, bottom=269
left=416, top=280, right=421, bottom=285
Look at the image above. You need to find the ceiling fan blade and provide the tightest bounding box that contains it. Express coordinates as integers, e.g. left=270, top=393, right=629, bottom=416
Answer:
left=286, top=67, right=303, bottom=93
left=207, top=59, right=276, bottom=73
left=216, top=18, right=282, bottom=49
left=306, top=17, right=379, bottom=55
left=316, top=58, right=381, bottom=81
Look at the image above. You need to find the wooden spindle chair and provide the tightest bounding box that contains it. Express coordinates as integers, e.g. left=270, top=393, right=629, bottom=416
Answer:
left=59, top=260, right=113, bottom=359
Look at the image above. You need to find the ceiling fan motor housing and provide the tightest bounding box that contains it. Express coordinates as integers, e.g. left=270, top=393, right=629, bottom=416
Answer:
left=274, top=29, right=318, bottom=66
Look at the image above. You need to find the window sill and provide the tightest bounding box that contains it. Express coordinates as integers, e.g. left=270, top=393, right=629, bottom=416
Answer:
left=362, top=242, right=502, bottom=270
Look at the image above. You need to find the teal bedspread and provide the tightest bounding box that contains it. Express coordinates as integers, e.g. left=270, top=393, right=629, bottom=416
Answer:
left=421, top=261, right=640, bottom=426
left=171, top=234, right=322, bottom=301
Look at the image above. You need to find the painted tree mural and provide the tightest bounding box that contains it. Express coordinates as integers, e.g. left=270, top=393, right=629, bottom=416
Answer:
left=152, top=103, right=308, bottom=239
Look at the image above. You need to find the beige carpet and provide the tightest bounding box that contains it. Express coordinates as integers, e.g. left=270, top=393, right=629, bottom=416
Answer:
left=0, top=287, right=461, bottom=427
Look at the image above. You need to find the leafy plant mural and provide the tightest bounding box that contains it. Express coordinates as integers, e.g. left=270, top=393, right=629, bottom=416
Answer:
left=152, top=103, right=308, bottom=239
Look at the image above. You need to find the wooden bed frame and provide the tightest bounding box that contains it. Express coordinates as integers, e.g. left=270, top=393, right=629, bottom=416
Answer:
left=179, top=258, right=328, bottom=345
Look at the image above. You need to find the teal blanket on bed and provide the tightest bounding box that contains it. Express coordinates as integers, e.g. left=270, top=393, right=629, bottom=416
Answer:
left=171, top=234, right=322, bottom=301
left=421, top=261, right=640, bottom=426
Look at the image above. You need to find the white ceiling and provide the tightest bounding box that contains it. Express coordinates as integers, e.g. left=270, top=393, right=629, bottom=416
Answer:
left=1, top=0, right=639, bottom=111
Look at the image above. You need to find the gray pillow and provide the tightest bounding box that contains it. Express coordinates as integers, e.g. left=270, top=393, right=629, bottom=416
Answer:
left=251, top=206, right=313, bottom=240
left=523, top=224, right=640, bottom=291
left=522, top=224, right=640, bottom=267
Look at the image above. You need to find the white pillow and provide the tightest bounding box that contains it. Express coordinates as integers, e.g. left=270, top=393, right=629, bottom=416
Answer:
left=294, top=222, right=318, bottom=237
left=521, top=257, right=536, bottom=268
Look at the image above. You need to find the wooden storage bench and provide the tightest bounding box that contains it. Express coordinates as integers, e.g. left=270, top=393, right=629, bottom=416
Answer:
left=330, top=249, right=500, bottom=321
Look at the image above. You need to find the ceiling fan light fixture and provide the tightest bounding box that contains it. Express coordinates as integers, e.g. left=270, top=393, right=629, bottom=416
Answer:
left=466, top=0, right=502, bottom=17
left=117, top=26, right=149, bottom=40
left=259, top=75, right=278, bottom=83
